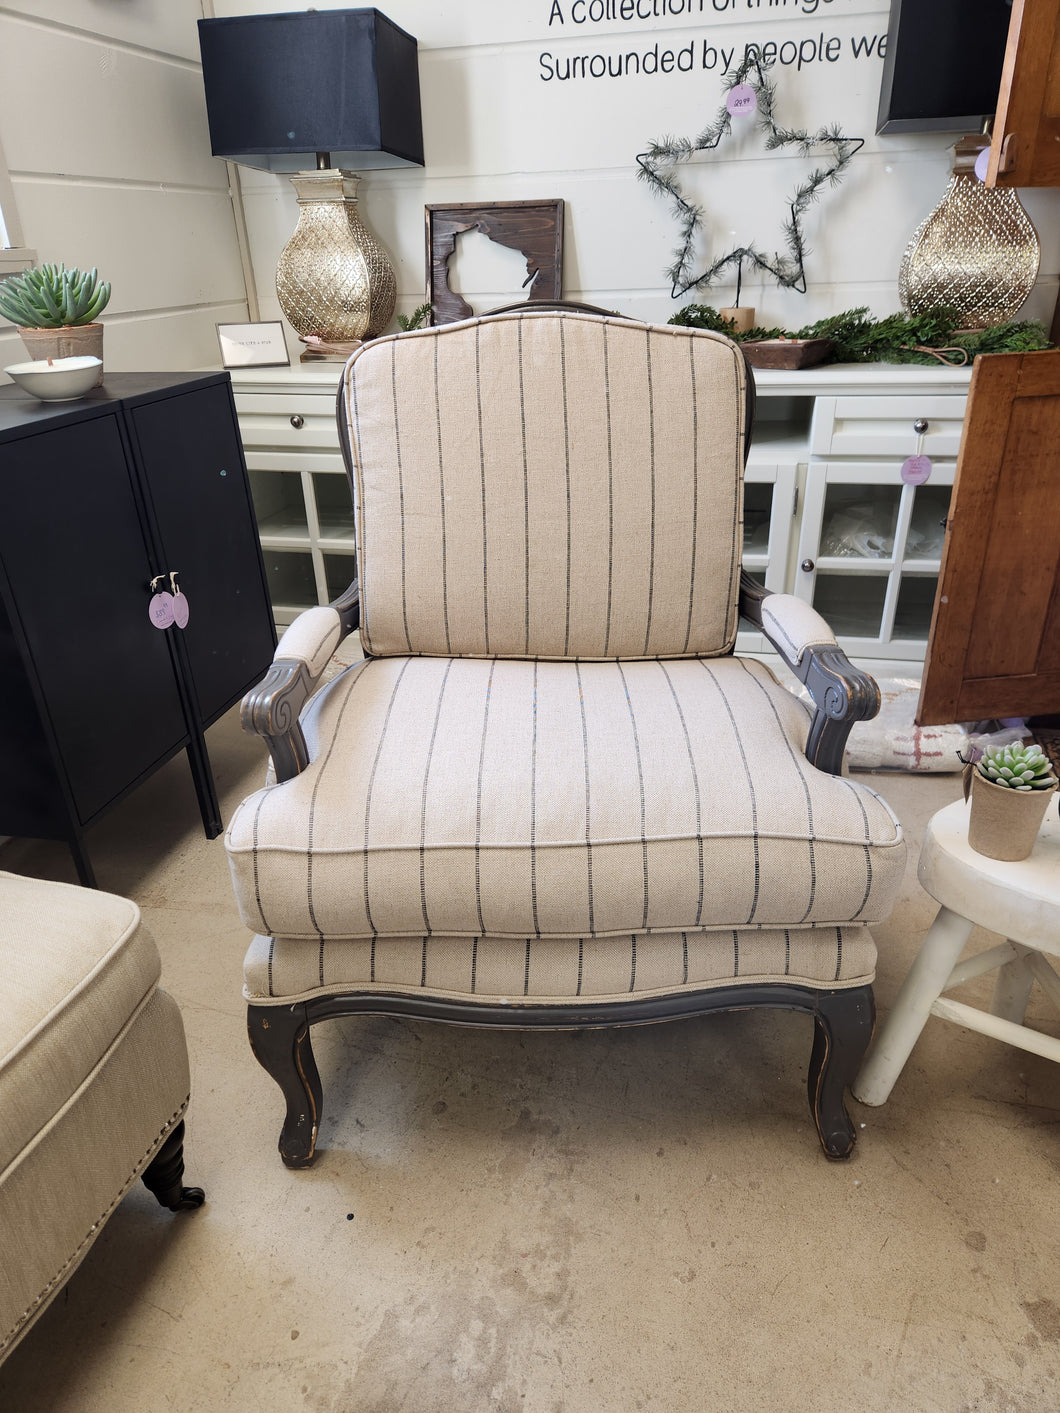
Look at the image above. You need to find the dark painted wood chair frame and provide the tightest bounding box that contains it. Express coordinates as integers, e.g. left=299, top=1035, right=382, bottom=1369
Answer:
left=240, top=316, right=883, bottom=1167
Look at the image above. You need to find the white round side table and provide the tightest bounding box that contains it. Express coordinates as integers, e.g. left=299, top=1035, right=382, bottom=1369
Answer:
left=854, top=796, right=1060, bottom=1106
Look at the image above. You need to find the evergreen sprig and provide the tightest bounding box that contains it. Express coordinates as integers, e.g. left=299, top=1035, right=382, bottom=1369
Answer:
left=667, top=303, right=1053, bottom=366
left=397, top=303, right=432, bottom=332
left=637, top=54, right=862, bottom=301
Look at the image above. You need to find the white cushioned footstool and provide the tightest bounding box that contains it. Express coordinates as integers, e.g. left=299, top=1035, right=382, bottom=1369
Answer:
left=0, top=871, right=203, bottom=1363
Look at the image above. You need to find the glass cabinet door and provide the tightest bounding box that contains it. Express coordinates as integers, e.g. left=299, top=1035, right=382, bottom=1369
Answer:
left=797, top=460, right=955, bottom=658
left=818, top=482, right=901, bottom=561
left=736, top=461, right=797, bottom=652
left=249, top=470, right=310, bottom=547
left=313, top=472, right=356, bottom=547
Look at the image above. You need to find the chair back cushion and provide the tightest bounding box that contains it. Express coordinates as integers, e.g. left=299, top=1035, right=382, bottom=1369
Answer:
left=341, top=311, right=749, bottom=659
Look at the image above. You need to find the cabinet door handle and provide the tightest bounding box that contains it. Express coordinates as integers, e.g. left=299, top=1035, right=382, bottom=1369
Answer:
left=913, top=418, right=928, bottom=435
left=290, top=414, right=305, bottom=429
left=801, top=558, right=815, bottom=572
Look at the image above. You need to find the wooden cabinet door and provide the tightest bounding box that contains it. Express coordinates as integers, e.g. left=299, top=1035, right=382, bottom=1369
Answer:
left=917, top=351, right=1060, bottom=725
left=987, top=0, right=1060, bottom=187
left=129, top=382, right=276, bottom=726
left=0, top=414, right=188, bottom=822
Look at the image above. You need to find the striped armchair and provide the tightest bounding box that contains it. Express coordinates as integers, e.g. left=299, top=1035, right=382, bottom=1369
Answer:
left=226, top=310, right=904, bottom=1166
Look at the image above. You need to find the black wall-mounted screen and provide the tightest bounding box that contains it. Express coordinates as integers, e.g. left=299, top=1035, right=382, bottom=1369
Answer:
left=877, top=0, right=1014, bottom=135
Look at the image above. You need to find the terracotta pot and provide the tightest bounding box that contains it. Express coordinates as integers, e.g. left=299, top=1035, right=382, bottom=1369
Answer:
left=18, top=323, right=104, bottom=386
left=967, top=769, right=1057, bottom=861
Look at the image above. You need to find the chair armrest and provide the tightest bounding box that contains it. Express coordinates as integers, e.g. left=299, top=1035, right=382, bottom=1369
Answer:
left=739, top=571, right=880, bottom=776
left=240, top=578, right=360, bottom=783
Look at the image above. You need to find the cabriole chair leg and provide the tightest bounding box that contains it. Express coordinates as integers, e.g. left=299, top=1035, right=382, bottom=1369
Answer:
left=248, top=1002, right=323, bottom=1168
left=807, top=986, right=875, bottom=1160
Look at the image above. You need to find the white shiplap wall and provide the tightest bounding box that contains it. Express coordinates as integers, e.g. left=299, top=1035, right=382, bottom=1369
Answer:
left=213, top=0, right=1060, bottom=340
left=0, top=0, right=249, bottom=379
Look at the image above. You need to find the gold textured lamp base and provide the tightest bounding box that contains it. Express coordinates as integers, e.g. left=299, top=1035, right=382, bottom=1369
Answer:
left=276, top=170, right=397, bottom=346
left=899, top=138, right=1040, bottom=330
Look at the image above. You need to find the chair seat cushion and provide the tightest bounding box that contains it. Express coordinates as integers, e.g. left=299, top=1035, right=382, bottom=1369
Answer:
left=226, top=655, right=904, bottom=943
left=0, top=872, right=161, bottom=1175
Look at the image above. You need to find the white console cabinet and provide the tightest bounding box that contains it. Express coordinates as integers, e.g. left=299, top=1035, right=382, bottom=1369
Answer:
left=232, top=366, right=352, bottom=626
left=232, top=360, right=973, bottom=666
left=740, top=363, right=971, bottom=669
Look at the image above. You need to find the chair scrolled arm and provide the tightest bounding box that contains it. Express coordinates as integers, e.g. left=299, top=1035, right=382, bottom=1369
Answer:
left=240, top=581, right=360, bottom=783
left=739, top=571, right=880, bottom=776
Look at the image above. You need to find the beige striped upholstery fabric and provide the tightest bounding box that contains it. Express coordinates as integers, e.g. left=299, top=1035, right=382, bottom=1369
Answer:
left=759, top=594, right=837, bottom=666
left=273, top=605, right=345, bottom=681
left=245, top=924, right=878, bottom=1004
left=226, top=654, right=904, bottom=955
left=341, top=312, right=747, bottom=660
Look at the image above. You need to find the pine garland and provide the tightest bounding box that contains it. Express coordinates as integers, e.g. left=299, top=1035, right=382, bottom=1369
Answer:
left=637, top=53, right=863, bottom=301
left=667, top=304, right=1053, bottom=366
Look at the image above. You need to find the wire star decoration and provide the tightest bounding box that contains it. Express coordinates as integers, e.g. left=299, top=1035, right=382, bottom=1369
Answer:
left=637, top=53, right=864, bottom=302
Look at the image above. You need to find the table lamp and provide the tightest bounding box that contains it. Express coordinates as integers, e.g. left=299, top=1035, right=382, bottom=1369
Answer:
left=197, top=8, right=423, bottom=359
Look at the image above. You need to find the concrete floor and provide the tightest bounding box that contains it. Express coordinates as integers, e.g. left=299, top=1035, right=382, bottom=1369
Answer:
left=0, top=707, right=1058, bottom=1412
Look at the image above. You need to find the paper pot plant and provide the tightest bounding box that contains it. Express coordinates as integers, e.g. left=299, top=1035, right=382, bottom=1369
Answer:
left=966, top=742, right=1058, bottom=861
left=0, top=264, right=111, bottom=385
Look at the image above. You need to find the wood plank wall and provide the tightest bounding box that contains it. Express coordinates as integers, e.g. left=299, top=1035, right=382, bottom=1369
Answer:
left=0, top=1, right=248, bottom=380
left=215, top=0, right=1060, bottom=340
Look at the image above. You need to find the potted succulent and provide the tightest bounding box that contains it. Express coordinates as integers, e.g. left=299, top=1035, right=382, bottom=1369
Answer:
left=0, top=264, right=111, bottom=385
left=965, top=741, right=1058, bottom=861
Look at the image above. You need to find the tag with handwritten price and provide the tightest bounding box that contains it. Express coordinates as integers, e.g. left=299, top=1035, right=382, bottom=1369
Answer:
left=901, top=455, right=933, bottom=486
left=148, top=592, right=175, bottom=630
left=726, top=84, right=757, bottom=116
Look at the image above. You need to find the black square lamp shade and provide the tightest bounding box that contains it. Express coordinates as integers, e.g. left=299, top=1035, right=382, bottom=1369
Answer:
left=197, top=8, right=423, bottom=172
left=197, top=9, right=424, bottom=349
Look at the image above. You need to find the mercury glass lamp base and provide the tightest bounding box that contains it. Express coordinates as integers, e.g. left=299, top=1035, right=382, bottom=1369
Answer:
left=276, top=169, right=397, bottom=345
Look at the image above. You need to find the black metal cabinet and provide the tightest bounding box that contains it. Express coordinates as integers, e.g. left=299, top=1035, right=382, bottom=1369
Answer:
left=0, top=372, right=276, bottom=885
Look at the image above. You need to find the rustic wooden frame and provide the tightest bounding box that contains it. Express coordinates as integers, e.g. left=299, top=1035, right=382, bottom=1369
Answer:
left=425, top=200, right=564, bottom=324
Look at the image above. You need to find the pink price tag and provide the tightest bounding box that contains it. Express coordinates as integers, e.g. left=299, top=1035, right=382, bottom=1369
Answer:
left=974, top=147, right=990, bottom=182
left=148, top=592, right=175, bottom=629
left=172, top=593, right=190, bottom=629
left=727, top=84, right=757, bottom=116
left=901, top=454, right=933, bottom=485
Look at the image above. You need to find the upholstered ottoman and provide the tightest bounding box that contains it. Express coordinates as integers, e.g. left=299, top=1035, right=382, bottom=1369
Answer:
left=0, top=872, right=203, bottom=1362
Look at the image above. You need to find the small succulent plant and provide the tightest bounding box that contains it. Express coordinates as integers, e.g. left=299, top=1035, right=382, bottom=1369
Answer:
left=976, top=742, right=1058, bottom=791
left=0, top=263, right=111, bottom=329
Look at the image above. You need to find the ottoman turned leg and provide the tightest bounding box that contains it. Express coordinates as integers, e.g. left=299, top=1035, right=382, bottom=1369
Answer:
left=853, top=905, right=975, bottom=1106
left=141, top=1121, right=205, bottom=1212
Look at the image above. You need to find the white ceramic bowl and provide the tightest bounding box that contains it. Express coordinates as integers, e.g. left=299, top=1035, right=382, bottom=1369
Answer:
left=3, top=356, right=102, bottom=401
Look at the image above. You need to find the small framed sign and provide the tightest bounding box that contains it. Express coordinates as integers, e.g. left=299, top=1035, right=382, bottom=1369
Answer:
left=216, top=320, right=290, bottom=369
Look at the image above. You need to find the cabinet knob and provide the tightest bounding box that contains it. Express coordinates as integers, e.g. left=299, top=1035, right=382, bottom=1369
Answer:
left=290, top=414, right=305, bottom=429
left=801, top=558, right=815, bottom=573
left=913, top=417, right=928, bottom=435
